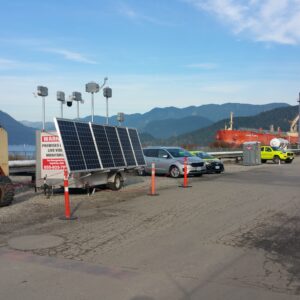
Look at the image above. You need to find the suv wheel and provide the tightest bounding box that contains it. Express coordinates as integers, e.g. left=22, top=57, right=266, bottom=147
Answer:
left=273, top=156, right=280, bottom=164
left=169, top=166, right=180, bottom=178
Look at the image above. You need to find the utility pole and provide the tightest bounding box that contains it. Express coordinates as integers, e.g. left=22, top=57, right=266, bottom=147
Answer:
left=37, top=86, right=48, bottom=131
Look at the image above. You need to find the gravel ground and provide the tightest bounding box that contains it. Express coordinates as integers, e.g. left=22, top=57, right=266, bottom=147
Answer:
left=0, top=162, right=263, bottom=234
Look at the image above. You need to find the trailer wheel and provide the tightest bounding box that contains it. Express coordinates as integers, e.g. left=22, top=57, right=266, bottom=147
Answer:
left=108, top=173, right=123, bottom=191
left=0, top=176, right=14, bottom=207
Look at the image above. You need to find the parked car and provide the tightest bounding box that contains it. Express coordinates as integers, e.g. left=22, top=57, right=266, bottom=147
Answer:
left=141, top=146, right=206, bottom=178
left=261, top=146, right=294, bottom=164
left=190, top=151, right=224, bottom=174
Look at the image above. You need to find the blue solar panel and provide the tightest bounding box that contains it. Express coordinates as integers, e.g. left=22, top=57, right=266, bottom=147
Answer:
left=56, top=118, right=145, bottom=173
left=128, top=128, right=146, bottom=165
left=75, top=122, right=101, bottom=170
left=56, top=119, right=86, bottom=172
left=116, top=127, right=137, bottom=166
left=91, top=124, right=115, bottom=169
left=104, top=126, right=126, bottom=167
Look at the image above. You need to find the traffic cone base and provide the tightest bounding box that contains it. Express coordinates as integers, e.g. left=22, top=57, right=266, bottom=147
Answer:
left=59, top=215, right=78, bottom=220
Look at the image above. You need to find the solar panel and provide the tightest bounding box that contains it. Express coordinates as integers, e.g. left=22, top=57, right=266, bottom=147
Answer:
left=55, top=119, right=87, bottom=172
left=116, top=127, right=137, bottom=166
left=128, top=128, right=146, bottom=165
left=55, top=118, right=145, bottom=173
left=90, top=124, right=115, bottom=169
left=104, top=126, right=126, bottom=167
left=75, top=122, right=101, bottom=170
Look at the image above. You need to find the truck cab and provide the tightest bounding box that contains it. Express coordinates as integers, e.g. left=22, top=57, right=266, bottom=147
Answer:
left=261, top=146, right=294, bottom=164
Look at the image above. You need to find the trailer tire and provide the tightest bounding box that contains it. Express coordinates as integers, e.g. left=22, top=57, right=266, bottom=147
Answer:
left=108, top=173, right=123, bottom=191
left=0, top=176, right=14, bottom=207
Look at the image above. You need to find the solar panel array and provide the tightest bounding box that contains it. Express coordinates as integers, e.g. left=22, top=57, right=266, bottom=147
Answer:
left=55, top=118, right=145, bottom=173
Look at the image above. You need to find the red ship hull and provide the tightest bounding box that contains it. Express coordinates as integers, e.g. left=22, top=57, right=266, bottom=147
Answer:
left=216, top=129, right=298, bottom=147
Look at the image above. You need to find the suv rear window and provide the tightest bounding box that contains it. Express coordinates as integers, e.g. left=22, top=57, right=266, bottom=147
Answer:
left=143, top=149, right=159, bottom=157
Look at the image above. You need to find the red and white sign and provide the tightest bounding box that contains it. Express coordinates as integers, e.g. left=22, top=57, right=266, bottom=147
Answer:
left=41, top=131, right=66, bottom=179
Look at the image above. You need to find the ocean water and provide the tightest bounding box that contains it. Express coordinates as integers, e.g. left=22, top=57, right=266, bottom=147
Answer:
left=8, top=145, right=36, bottom=159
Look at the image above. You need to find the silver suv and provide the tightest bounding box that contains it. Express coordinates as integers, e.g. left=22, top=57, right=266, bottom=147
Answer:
left=142, top=146, right=206, bottom=178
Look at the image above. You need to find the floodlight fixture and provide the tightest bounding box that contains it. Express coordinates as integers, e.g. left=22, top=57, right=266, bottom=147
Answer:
left=86, top=82, right=99, bottom=93
left=57, top=91, right=65, bottom=118
left=57, top=91, right=65, bottom=102
left=103, top=87, right=112, bottom=125
left=36, top=85, right=48, bottom=131
left=37, top=86, right=48, bottom=97
left=85, top=77, right=108, bottom=122
left=103, top=87, right=112, bottom=98
left=72, top=91, right=83, bottom=119
left=117, top=112, right=124, bottom=126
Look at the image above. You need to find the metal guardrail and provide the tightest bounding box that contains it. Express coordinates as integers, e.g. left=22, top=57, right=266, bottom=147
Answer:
left=207, top=151, right=243, bottom=159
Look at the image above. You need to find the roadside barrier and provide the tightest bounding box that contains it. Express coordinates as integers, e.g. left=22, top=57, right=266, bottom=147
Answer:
left=148, top=162, right=159, bottom=196
left=179, top=157, right=192, bottom=188
left=60, top=169, right=77, bottom=220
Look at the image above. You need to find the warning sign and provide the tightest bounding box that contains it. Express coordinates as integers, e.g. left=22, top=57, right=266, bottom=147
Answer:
left=40, top=131, right=66, bottom=179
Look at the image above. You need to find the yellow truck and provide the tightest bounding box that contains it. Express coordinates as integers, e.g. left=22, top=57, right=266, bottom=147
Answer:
left=261, top=146, right=294, bottom=164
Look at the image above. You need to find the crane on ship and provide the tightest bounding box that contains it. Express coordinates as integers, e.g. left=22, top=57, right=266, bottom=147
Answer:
left=289, top=115, right=299, bottom=133
left=224, top=112, right=234, bottom=130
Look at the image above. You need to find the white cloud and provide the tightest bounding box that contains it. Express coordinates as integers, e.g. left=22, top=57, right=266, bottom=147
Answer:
left=118, top=3, right=173, bottom=26
left=186, top=0, right=300, bottom=45
left=0, top=58, right=20, bottom=69
left=185, top=63, right=218, bottom=69
left=43, top=48, right=97, bottom=64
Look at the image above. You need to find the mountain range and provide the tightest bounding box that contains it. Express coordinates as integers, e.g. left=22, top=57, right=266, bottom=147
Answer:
left=0, top=102, right=293, bottom=145
left=20, top=102, right=288, bottom=140
left=0, top=110, right=36, bottom=145
left=142, top=105, right=299, bottom=147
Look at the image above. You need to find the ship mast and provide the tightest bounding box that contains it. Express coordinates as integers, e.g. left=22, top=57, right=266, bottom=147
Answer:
left=290, top=115, right=299, bottom=133
left=228, top=112, right=233, bottom=130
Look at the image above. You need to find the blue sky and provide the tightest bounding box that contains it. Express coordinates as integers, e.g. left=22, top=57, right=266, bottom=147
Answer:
left=1, top=0, right=300, bottom=121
